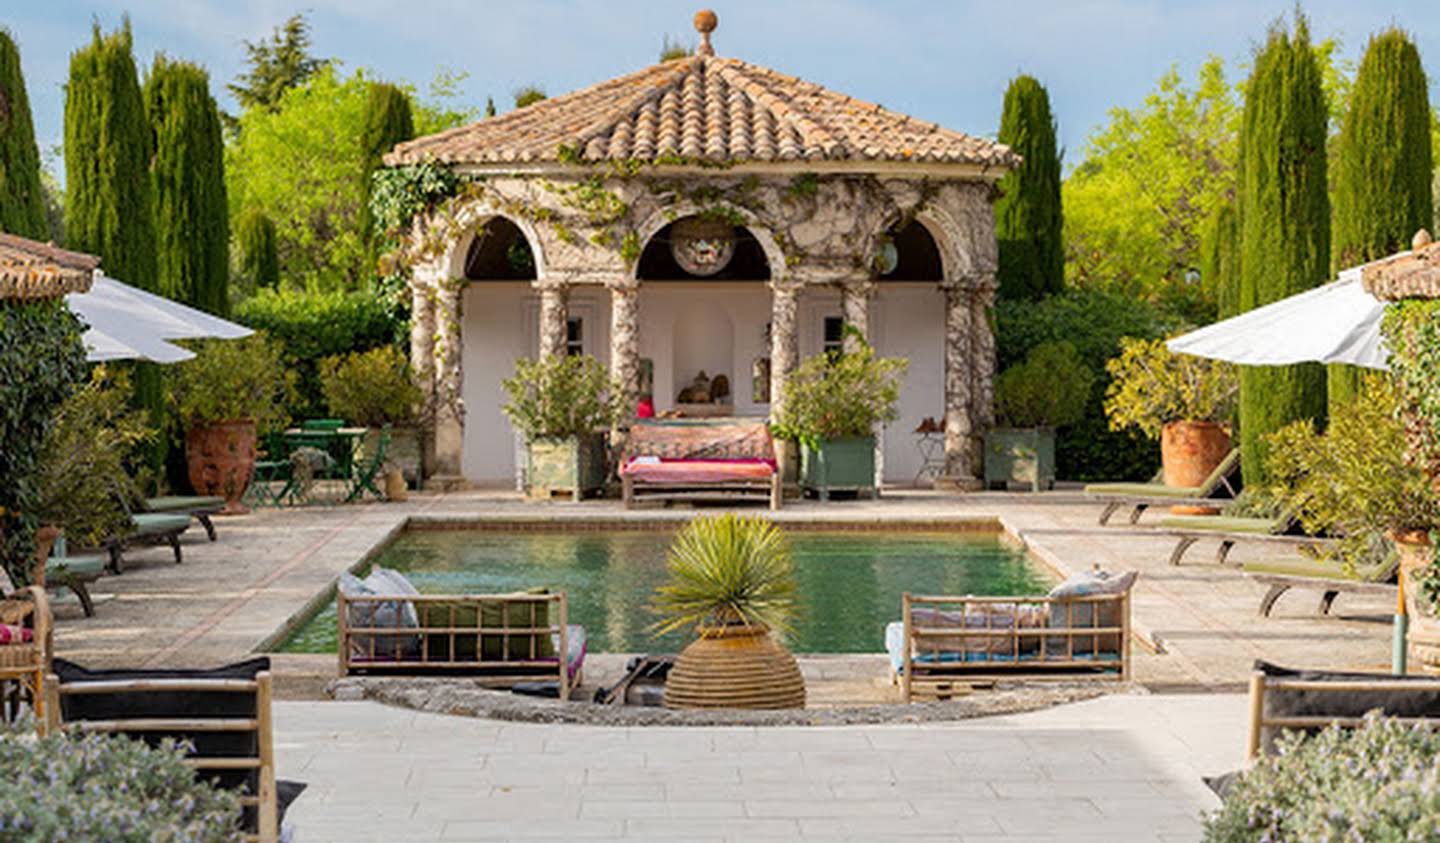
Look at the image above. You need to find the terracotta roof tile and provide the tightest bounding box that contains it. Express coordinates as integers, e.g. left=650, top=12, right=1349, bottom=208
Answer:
left=386, top=56, right=1016, bottom=170
left=1362, top=233, right=1440, bottom=300
left=0, top=232, right=97, bottom=301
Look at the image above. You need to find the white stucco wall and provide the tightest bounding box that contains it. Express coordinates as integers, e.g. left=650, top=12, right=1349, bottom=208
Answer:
left=459, top=280, right=945, bottom=486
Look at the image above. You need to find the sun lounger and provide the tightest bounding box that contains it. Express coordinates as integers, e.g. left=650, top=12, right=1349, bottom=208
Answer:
left=887, top=577, right=1135, bottom=701
left=1155, top=512, right=1331, bottom=566
left=1085, top=449, right=1241, bottom=525
left=1242, top=553, right=1397, bottom=617
left=45, top=657, right=284, bottom=842
left=144, top=495, right=225, bottom=541
left=105, top=512, right=191, bottom=574
left=620, top=419, right=781, bottom=510
left=41, top=553, right=105, bottom=618
left=337, top=576, right=585, bottom=697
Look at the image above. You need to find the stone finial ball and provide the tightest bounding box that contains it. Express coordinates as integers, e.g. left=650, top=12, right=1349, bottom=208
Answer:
left=694, top=9, right=718, bottom=33
left=1415, top=228, right=1433, bottom=251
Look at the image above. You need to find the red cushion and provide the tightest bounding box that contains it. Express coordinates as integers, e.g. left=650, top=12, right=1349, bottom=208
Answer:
left=0, top=624, right=33, bottom=645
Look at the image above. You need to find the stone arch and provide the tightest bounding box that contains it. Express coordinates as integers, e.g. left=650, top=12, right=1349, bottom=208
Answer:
left=438, top=202, right=549, bottom=282
left=630, top=204, right=787, bottom=283
left=871, top=206, right=969, bottom=282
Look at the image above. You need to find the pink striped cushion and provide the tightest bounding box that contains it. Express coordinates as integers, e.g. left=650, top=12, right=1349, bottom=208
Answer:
left=0, top=624, right=32, bottom=645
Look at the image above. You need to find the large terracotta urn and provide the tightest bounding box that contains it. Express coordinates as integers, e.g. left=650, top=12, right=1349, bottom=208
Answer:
left=663, top=623, right=806, bottom=710
left=1161, top=420, right=1231, bottom=515
left=1393, top=529, right=1440, bottom=673
left=186, top=419, right=258, bottom=515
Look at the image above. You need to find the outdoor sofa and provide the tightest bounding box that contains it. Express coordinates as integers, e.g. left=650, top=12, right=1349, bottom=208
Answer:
left=887, top=570, right=1136, bottom=702
left=337, top=569, right=585, bottom=697
left=1155, top=511, right=1330, bottom=566
left=619, top=418, right=781, bottom=510
left=44, top=656, right=292, bottom=842
left=1242, top=552, right=1397, bottom=617
left=1084, top=449, right=1241, bottom=525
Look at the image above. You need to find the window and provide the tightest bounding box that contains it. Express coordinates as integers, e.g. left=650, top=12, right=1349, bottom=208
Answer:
left=823, top=316, right=844, bottom=355
left=566, top=318, right=584, bottom=356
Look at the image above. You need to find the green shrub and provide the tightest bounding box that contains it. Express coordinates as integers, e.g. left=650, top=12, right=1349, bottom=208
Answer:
left=0, top=299, right=87, bottom=584
left=168, top=334, right=295, bottom=432
left=996, top=289, right=1178, bottom=480
left=0, top=725, right=242, bottom=841
left=501, top=354, right=622, bottom=440
left=1263, top=377, right=1440, bottom=573
left=319, top=346, right=422, bottom=427
left=994, top=341, right=1091, bottom=428
left=234, top=288, right=398, bottom=418
left=1103, top=337, right=1238, bottom=438
left=773, top=335, right=908, bottom=447
left=1204, top=713, right=1440, bottom=842
left=35, top=367, right=154, bottom=548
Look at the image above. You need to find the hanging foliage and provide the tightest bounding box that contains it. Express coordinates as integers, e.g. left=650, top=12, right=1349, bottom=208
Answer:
left=359, top=82, right=415, bottom=258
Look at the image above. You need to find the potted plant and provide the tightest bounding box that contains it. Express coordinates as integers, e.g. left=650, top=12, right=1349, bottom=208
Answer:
left=1104, top=336, right=1238, bottom=505
left=1264, top=377, right=1440, bottom=670
left=987, top=341, right=1092, bottom=491
left=501, top=354, right=621, bottom=499
left=651, top=513, right=805, bottom=710
left=772, top=333, right=907, bottom=500
left=319, top=346, right=424, bottom=487
left=169, top=334, right=294, bottom=514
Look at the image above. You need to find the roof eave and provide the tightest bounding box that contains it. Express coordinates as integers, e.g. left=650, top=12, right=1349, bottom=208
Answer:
left=425, top=158, right=1014, bottom=182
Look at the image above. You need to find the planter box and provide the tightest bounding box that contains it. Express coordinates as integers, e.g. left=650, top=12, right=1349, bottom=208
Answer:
left=983, top=427, right=1055, bottom=492
left=799, top=436, right=876, bottom=501
left=527, top=434, right=608, bottom=499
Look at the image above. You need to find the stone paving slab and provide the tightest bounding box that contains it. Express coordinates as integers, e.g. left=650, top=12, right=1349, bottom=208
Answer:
left=275, top=693, right=1244, bottom=842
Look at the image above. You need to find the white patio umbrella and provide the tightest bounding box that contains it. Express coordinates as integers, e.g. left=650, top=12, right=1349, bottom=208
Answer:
left=1166, top=263, right=1388, bottom=370
left=65, top=273, right=252, bottom=363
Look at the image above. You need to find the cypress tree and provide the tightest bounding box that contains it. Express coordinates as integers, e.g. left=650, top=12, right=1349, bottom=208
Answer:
left=1237, top=16, right=1330, bottom=485
left=64, top=22, right=165, bottom=477
left=237, top=208, right=280, bottom=289
left=995, top=75, right=1063, bottom=301
left=1328, top=28, right=1431, bottom=409
left=145, top=56, right=229, bottom=315
left=1200, top=200, right=1242, bottom=319
left=358, top=82, right=413, bottom=258
left=0, top=30, right=49, bottom=239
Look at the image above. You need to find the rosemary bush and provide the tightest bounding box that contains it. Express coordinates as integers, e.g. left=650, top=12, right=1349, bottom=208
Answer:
left=501, top=354, right=622, bottom=440
left=993, top=340, right=1092, bottom=428
left=1103, top=336, right=1238, bottom=438
left=772, top=335, right=907, bottom=448
left=0, top=726, right=242, bottom=842
left=1204, top=713, right=1440, bottom=842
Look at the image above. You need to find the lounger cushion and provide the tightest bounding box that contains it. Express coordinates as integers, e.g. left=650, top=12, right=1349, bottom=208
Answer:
left=48, top=554, right=106, bottom=579
left=145, top=496, right=226, bottom=513
left=1241, top=557, right=1355, bottom=580
left=1083, top=482, right=1203, bottom=498
left=1156, top=515, right=1281, bottom=534
left=129, top=512, right=192, bottom=535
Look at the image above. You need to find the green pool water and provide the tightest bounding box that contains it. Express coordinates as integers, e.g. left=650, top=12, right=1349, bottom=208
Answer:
left=279, top=529, right=1054, bottom=654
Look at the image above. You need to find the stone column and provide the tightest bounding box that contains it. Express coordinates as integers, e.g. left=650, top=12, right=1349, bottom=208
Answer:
left=938, top=283, right=979, bottom=489
left=768, top=282, right=801, bottom=422
left=839, top=280, right=874, bottom=352
left=970, top=276, right=998, bottom=433
left=431, top=279, right=465, bottom=483
left=537, top=283, right=569, bottom=359
left=409, top=283, right=438, bottom=479
left=609, top=280, right=641, bottom=421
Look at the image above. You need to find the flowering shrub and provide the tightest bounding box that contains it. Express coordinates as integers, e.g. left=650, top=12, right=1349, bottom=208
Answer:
left=0, top=726, right=241, bottom=841
left=1103, top=336, right=1237, bottom=438
left=1204, top=713, right=1440, bottom=842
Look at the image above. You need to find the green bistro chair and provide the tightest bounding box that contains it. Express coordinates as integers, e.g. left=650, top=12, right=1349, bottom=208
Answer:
left=346, top=426, right=391, bottom=503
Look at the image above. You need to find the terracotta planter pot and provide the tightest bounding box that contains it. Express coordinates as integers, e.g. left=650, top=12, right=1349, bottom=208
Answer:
left=1391, top=529, right=1440, bottom=674
left=1161, top=420, right=1231, bottom=515
left=663, top=623, right=806, bottom=710
left=185, top=420, right=258, bottom=516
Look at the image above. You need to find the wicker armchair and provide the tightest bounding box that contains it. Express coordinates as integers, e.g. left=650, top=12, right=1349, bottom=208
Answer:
left=0, top=525, right=56, bottom=722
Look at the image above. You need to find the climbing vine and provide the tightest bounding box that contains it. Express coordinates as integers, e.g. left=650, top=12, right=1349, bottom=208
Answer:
left=1381, top=299, right=1440, bottom=482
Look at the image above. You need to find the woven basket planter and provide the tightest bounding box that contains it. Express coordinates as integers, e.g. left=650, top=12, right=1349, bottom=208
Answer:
left=663, top=623, right=805, bottom=710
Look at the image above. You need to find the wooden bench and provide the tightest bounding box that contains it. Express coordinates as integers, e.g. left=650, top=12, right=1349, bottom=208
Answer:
left=44, top=665, right=278, bottom=843
left=891, top=592, right=1131, bottom=702
left=619, top=419, right=781, bottom=510
left=338, top=590, right=581, bottom=697
left=1246, top=665, right=1440, bottom=759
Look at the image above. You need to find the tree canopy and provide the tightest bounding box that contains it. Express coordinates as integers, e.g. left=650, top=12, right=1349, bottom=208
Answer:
left=227, top=13, right=328, bottom=114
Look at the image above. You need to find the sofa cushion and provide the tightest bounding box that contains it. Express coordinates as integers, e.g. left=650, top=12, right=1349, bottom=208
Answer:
left=1253, top=660, right=1440, bottom=754
left=340, top=567, right=421, bottom=659
left=1046, top=570, right=1136, bottom=656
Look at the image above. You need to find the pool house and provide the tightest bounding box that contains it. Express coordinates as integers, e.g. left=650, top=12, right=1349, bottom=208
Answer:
left=387, top=16, right=1018, bottom=490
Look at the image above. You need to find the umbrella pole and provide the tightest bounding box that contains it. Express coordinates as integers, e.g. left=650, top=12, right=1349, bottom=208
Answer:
left=1394, top=568, right=1409, bottom=676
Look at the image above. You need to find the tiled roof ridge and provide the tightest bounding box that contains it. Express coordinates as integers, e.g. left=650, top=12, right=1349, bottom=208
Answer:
left=0, top=231, right=97, bottom=301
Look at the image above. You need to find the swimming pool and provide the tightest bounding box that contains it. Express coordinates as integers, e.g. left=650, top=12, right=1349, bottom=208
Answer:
left=279, top=527, right=1055, bottom=654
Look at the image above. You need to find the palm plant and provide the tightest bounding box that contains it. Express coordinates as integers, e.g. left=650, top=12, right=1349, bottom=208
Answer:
left=651, top=514, right=798, bottom=636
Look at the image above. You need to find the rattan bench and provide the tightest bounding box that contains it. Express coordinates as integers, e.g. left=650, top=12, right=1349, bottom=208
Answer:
left=1246, top=665, right=1440, bottom=759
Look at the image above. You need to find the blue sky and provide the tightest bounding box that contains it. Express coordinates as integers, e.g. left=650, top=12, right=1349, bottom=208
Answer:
left=8, top=0, right=1439, bottom=178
